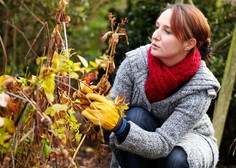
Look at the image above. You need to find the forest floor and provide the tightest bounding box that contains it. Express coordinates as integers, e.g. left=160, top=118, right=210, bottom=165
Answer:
left=77, top=139, right=236, bottom=168
left=77, top=139, right=112, bottom=168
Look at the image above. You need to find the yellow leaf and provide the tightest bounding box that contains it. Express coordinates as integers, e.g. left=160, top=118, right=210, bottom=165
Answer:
left=69, top=72, right=79, bottom=79
left=77, top=55, right=88, bottom=67
left=72, top=62, right=81, bottom=71
left=42, top=73, right=55, bottom=103
left=36, top=56, right=47, bottom=65
left=0, top=117, right=15, bottom=134
left=45, top=104, right=68, bottom=116
left=52, top=52, right=60, bottom=69
left=89, top=61, right=98, bottom=68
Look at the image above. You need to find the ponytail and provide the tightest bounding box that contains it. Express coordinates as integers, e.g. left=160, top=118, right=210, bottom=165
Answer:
left=199, top=38, right=212, bottom=60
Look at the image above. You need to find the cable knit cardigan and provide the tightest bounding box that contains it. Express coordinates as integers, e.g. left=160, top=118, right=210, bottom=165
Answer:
left=108, top=44, right=221, bottom=168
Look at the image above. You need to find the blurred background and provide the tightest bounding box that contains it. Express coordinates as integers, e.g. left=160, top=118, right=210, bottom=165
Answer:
left=0, top=0, right=235, bottom=166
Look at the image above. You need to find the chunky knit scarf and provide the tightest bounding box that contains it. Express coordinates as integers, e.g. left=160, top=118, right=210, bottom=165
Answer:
left=145, top=47, right=201, bottom=103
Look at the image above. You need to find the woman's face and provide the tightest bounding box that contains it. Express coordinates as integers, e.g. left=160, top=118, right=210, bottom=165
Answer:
left=151, top=9, right=189, bottom=67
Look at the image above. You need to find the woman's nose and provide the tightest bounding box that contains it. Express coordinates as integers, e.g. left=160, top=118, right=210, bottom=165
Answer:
left=152, top=30, right=161, bottom=41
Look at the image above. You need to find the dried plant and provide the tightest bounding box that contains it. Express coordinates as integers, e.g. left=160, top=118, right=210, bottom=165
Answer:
left=0, top=1, right=128, bottom=167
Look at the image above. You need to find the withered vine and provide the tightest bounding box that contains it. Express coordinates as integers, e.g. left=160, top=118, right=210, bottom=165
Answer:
left=0, top=0, right=128, bottom=167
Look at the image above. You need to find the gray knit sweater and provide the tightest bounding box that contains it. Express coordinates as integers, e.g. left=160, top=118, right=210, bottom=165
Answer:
left=109, top=44, right=221, bottom=168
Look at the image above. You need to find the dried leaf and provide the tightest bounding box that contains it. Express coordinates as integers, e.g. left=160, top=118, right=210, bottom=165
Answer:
left=84, top=72, right=97, bottom=85
left=96, top=75, right=111, bottom=95
left=7, top=97, right=19, bottom=114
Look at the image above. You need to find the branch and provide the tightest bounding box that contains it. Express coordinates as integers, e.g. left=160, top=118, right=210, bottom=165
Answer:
left=4, top=21, right=38, bottom=57
left=21, top=2, right=44, bottom=25
left=24, top=22, right=48, bottom=64
left=212, top=34, right=232, bottom=53
left=0, top=36, right=8, bottom=74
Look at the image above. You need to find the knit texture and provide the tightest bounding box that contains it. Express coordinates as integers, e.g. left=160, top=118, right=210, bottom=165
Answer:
left=145, top=47, right=201, bottom=102
left=109, top=44, right=220, bottom=168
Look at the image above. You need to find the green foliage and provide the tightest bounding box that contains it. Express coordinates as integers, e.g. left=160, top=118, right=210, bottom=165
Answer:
left=0, top=0, right=127, bottom=76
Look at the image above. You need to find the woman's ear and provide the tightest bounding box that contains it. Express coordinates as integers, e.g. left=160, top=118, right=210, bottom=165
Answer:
left=184, top=38, right=196, bottom=51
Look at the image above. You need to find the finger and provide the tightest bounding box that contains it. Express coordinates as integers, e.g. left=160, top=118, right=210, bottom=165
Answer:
left=80, top=82, right=94, bottom=94
left=86, top=93, right=117, bottom=111
left=82, top=108, right=107, bottom=127
left=90, top=102, right=120, bottom=121
left=90, top=102, right=116, bottom=113
left=86, top=93, right=109, bottom=103
left=81, top=109, right=100, bottom=125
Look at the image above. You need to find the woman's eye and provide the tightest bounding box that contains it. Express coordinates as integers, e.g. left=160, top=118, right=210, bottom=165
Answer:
left=165, top=29, right=171, bottom=34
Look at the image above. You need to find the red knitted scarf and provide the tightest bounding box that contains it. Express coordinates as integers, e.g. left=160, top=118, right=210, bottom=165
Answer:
left=145, top=47, right=201, bottom=103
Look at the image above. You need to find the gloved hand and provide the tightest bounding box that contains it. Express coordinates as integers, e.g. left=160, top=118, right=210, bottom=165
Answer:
left=79, top=82, right=97, bottom=95
left=77, top=82, right=97, bottom=109
left=81, top=93, right=121, bottom=131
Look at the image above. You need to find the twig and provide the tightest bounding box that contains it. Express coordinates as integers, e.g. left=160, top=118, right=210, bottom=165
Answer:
left=0, top=35, right=8, bottom=74
left=24, top=22, right=48, bottom=64
left=21, top=2, right=44, bottom=25
left=0, top=0, right=7, bottom=8
left=5, top=91, right=29, bottom=102
left=19, top=125, right=35, bottom=143
left=212, top=34, right=232, bottom=53
left=62, top=22, right=71, bottom=96
left=4, top=21, right=38, bottom=57
left=228, top=138, right=236, bottom=157
left=72, top=134, right=86, bottom=160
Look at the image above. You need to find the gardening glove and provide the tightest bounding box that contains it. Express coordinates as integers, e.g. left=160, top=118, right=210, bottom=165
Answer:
left=79, top=82, right=97, bottom=95
left=77, top=82, right=97, bottom=109
left=81, top=93, right=123, bottom=131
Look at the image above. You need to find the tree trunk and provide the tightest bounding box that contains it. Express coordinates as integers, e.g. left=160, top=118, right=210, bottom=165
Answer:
left=213, top=24, right=236, bottom=148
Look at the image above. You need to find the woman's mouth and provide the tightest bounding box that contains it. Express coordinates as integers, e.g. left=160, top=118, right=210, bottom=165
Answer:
left=151, top=43, right=160, bottom=50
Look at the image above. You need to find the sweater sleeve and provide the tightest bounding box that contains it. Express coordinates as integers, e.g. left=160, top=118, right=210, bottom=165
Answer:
left=113, top=90, right=213, bottom=159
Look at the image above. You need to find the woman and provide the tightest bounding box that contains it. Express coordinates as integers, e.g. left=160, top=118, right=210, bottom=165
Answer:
left=82, top=3, right=220, bottom=168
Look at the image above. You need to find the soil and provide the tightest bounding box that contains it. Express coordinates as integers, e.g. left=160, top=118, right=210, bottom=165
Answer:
left=77, top=139, right=112, bottom=168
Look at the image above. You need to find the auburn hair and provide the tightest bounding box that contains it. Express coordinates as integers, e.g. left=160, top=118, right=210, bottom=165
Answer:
left=163, top=4, right=212, bottom=59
